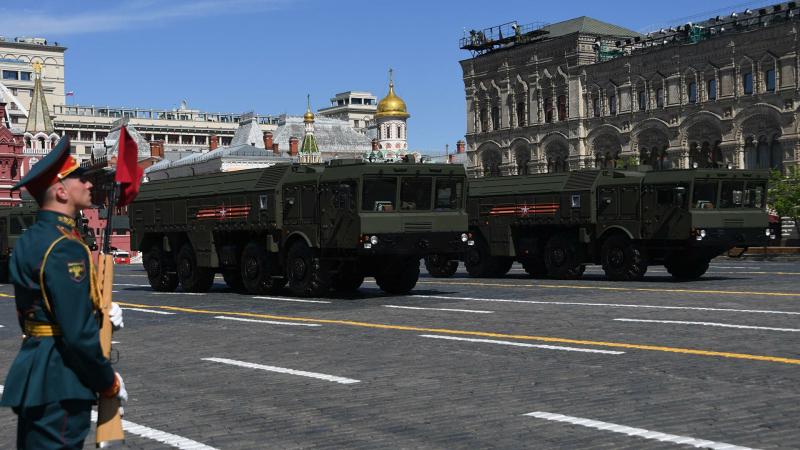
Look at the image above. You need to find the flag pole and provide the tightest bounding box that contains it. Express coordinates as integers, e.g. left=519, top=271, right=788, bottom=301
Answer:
left=95, top=133, right=125, bottom=447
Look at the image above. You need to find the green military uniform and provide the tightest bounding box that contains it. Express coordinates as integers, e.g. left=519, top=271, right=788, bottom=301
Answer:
left=0, top=139, right=117, bottom=449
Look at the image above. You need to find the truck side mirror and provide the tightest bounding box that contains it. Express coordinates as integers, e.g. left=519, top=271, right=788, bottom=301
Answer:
left=674, top=186, right=686, bottom=208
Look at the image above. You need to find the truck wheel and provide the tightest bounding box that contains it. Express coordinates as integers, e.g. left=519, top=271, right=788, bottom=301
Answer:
left=521, top=258, right=548, bottom=278
left=375, top=259, right=420, bottom=294
left=146, top=244, right=178, bottom=292
left=287, top=242, right=332, bottom=297
left=665, top=257, right=709, bottom=279
left=544, top=233, right=586, bottom=280
left=241, top=241, right=287, bottom=295
left=465, top=237, right=507, bottom=278
left=332, top=263, right=365, bottom=292
left=177, top=243, right=216, bottom=293
left=601, top=235, right=647, bottom=281
left=223, top=273, right=245, bottom=291
left=424, top=254, right=458, bottom=278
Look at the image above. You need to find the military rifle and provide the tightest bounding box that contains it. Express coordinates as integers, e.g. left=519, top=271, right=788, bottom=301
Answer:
left=95, top=181, right=124, bottom=447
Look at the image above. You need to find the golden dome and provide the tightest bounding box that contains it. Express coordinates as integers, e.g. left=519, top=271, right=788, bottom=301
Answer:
left=304, top=94, right=315, bottom=122
left=375, top=69, right=410, bottom=119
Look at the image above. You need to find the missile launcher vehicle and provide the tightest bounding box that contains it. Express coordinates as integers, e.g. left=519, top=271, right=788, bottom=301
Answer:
left=130, top=158, right=471, bottom=297
left=424, top=165, right=772, bottom=281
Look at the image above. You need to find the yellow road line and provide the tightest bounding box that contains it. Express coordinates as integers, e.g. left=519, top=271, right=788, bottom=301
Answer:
left=410, top=280, right=800, bottom=297
left=0, top=293, right=11, bottom=297
left=117, top=302, right=800, bottom=365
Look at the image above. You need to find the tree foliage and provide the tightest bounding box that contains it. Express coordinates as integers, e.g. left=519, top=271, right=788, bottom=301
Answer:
left=769, top=167, right=800, bottom=237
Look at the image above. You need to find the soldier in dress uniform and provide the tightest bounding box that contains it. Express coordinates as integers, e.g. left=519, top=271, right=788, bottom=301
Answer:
left=0, top=138, right=128, bottom=449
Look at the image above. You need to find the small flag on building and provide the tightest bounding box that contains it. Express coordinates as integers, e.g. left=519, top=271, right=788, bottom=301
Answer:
left=66, top=91, right=74, bottom=97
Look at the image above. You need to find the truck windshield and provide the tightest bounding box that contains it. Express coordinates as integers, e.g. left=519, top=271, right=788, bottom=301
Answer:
left=719, top=181, right=744, bottom=209
left=743, top=181, right=767, bottom=209
left=400, top=177, right=432, bottom=211
left=362, top=177, right=397, bottom=211
left=434, top=178, right=464, bottom=210
left=691, top=181, right=718, bottom=209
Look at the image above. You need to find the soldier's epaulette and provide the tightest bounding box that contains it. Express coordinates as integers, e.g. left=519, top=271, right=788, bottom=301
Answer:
left=57, top=216, right=77, bottom=228
left=57, top=225, right=82, bottom=242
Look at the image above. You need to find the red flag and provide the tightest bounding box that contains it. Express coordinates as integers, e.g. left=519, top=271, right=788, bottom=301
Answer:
left=114, top=126, right=143, bottom=206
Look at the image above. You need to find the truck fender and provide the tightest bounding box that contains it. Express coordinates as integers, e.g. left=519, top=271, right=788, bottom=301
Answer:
left=285, top=231, right=313, bottom=249
left=598, top=225, right=634, bottom=240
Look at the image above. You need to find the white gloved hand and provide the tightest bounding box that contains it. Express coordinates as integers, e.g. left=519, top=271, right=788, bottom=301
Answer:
left=115, top=372, right=128, bottom=403
left=109, top=302, right=124, bottom=331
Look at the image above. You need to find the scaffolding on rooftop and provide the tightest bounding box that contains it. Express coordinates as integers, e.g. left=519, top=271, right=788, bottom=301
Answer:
left=460, top=21, right=550, bottom=56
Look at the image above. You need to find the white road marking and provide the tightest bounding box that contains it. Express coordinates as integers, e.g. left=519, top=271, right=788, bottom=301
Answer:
left=383, top=305, right=493, bottom=314
left=115, top=284, right=152, bottom=287
left=254, top=296, right=331, bottom=304
left=0, top=384, right=215, bottom=449
left=0, top=325, right=4, bottom=328
left=203, top=357, right=359, bottom=384
left=413, top=295, right=800, bottom=316
left=215, top=316, right=321, bottom=327
left=90, top=411, right=219, bottom=449
left=151, top=292, right=206, bottom=296
left=420, top=335, right=624, bottom=355
left=524, top=411, right=758, bottom=449
left=112, top=291, right=120, bottom=293
left=112, top=341, right=120, bottom=344
left=121, top=307, right=176, bottom=315
left=615, top=318, right=800, bottom=332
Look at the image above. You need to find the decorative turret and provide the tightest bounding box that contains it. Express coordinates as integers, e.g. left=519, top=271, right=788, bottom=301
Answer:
left=23, top=60, right=60, bottom=160
left=298, top=95, right=321, bottom=164
left=375, top=68, right=409, bottom=157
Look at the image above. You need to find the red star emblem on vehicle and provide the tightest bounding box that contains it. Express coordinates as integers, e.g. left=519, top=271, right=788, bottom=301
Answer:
left=220, top=203, right=227, bottom=218
left=521, top=201, right=530, bottom=217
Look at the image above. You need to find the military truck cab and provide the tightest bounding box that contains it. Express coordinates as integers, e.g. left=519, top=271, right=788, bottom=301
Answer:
left=130, top=159, right=470, bottom=297
left=428, top=165, right=770, bottom=281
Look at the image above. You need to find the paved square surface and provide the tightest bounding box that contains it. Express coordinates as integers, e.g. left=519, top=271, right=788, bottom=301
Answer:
left=1, top=260, right=798, bottom=448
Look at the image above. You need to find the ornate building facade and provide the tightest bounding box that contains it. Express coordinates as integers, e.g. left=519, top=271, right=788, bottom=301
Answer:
left=462, top=5, right=800, bottom=177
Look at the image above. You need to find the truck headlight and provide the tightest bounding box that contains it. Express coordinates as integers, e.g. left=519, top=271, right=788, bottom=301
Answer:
left=364, top=243, right=372, bottom=249
left=765, top=228, right=771, bottom=236
left=370, top=235, right=379, bottom=245
left=700, top=229, right=706, bottom=238
left=461, top=233, right=468, bottom=242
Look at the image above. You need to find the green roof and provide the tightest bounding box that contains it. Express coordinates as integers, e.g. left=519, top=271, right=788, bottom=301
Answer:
left=300, top=133, right=319, bottom=154
left=542, top=16, right=642, bottom=39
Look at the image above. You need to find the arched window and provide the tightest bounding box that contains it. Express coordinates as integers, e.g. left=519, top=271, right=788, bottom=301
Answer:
left=491, top=106, right=500, bottom=130
left=593, top=98, right=600, bottom=117
left=595, top=153, right=603, bottom=168
left=688, top=83, right=697, bottom=103
left=712, top=141, right=723, bottom=166
left=545, top=98, right=553, bottom=123
left=770, top=137, right=782, bottom=172
left=24, top=137, right=31, bottom=149
left=766, top=69, right=776, bottom=92
left=743, top=73, right=753, bottom=94
left=745, top=137, right=757, bottom=169
left=707, top=79, right=716, bottom=100
left=638, top=91, right=646, bottom=110
left=562, top=158, right=569, bottom=172
left=609, top=95, right=617, bottom=115
left=689, top=143, right=701, bottom=168
left=38, top=137, right=46, bottom=149
left=604, top=152, right=614, bottom=169
left=701, top=141, right=711, bottom=167
left=480, top=109, right=488, bottom=132
left=557, top=95, right=567, bottom=121
left=656, top=88, right=664, bottom=108
left=516, top=101, right=526, bottom=127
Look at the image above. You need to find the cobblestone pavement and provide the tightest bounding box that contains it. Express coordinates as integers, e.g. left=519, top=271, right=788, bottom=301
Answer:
left=1, top=260, right=799, bottom=449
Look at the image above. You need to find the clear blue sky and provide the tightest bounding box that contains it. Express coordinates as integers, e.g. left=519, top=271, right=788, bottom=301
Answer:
left=4, top=0, right=770, bottom=150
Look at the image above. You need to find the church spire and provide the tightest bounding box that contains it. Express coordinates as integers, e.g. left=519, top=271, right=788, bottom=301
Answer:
left=25, top=60, right=54, bottom=134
